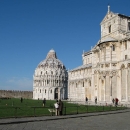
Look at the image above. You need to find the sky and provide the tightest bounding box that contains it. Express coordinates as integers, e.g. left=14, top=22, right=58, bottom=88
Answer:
left=0, top=0, right=130, bottom=91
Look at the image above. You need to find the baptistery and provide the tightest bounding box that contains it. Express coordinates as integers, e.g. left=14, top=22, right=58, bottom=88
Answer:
left=33, top=49, right=68, bottom=100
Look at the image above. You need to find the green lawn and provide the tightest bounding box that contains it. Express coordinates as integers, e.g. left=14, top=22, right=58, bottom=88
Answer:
left=0, top=98, right=126, bottom=118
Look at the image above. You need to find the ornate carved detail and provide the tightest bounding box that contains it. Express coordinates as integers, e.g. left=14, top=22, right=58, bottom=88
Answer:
left=127, top=63, right=130, bottom=68
left=94, top=70, right=97, bottom=74
left=96, top=63, right=100, bottom=68
left=101, top=71, right=103, bottom=74
left=112, top=63, right=116, bottom=67
left=121, top=64, right=125, bottom=69
left=105, top=64, right=110, bottom=67
left=105, top=43, right=110, bottom=47
left=103, top=44, right=106, bottom=48
left=106, top=71, right=109, bottom=76
left=101, top=64, right=104, bottom=68
left=111, top=71, right=116, bottom=76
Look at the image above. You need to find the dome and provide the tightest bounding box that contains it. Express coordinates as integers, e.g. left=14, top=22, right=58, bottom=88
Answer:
left=49, top=49, right=55, bottom=53
left=34, top=49, right=67, bottom=76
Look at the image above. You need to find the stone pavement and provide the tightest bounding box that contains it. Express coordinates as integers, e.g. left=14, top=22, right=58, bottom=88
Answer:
left=0, top=109, right=130, bottom=130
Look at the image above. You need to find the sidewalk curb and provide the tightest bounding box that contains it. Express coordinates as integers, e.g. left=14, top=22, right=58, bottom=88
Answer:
left=0, top=109, right=129, bottom=125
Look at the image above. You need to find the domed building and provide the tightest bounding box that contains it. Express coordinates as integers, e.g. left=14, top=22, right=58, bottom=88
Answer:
left=33, top=49, right=68, bottom=100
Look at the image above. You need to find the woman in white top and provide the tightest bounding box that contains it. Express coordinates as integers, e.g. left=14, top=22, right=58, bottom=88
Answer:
left=54, top=100, right=59, bottom=116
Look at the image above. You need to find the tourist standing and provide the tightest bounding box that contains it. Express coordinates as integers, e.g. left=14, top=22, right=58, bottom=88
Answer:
left=115, top=98, right=119, bottom=106
left=21, top=97, right=23, bottom=103
left=86, top=97, right=88, bottom=104
left=95, top=97, right=97, bottom=104
left=43, top=98, right=46, bottom=107
left=112, top=98, right=115, bottom=105
left=59, top=99, right=63, bottom=115
left=54, top=100, right=59, bottom=116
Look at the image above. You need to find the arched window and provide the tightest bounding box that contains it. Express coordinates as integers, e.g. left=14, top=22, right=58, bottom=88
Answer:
left=89, top=81, right=91, bottom=86
left=125, top=42, right=127, bottom=50
left=50, top=89, right=52, bottom=93
left=76, top=83, right=77, bottom=88
left=109, top=25, right=111, bottom=33
left=41, top=71, right=42, bottom=75
left=112, top=45, right=115, bottom=51
left=45, top=89, right=46, bottom=93
left=125, top=55, right=127, bottom=60
left=83, top=82, right=84, bottom=87
left=40, top=89, right=41, bottom=93
left=128, top=22, right=130, bottom=30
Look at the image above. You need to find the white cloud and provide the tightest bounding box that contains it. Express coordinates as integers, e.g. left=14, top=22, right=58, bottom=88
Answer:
left=2, top=77, right=33, bottom=91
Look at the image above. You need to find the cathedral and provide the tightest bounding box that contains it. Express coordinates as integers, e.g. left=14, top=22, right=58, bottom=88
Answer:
left=33, top=49, right=68, bottom=100
left=68, top=6, right=130, bottom=104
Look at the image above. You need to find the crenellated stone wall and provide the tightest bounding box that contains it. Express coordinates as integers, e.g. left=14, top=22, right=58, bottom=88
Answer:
left=0, top=90, right=33, bottom=99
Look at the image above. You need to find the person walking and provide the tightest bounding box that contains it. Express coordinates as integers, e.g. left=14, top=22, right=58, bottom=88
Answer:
left=20, top=97, right=23, bottom=103
left=58, top=99, right=63, bottom=115
left=112, top=98, right=115, bottom=105
left=115, top=98, right=119, bottom=106
left=43, top=98, right=46, bottom=107
left=95, top=97, right=97, bottom=104
left=86, top=97, right=88, bottom=104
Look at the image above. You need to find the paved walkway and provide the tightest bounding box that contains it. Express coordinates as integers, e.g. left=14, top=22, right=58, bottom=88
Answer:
left=0, top=109, right=130, bottom=130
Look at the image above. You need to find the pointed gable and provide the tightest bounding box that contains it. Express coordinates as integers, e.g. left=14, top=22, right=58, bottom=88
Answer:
left=100, top=12, right=117, bottom=25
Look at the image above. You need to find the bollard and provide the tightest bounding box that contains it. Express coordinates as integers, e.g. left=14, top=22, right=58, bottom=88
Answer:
left=77, top=106, right=78, bottom=114
left=110, top=104, right=111, bottom=110
left=12, top=101, right=14, bottom=106
left=87, top=105, right=88, bottom=113
left=15, top=107, right=17, bottom=118
left=64, top=106, right=66, bottom=115
left=52, top=108, right=54, bottom=116
left=34, top=108, right=35, bottom=117
left=103, top=105, right=104, bottom=111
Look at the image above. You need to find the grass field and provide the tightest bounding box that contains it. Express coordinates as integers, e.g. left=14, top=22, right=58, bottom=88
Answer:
left=0, top=98, right=126, bottom=118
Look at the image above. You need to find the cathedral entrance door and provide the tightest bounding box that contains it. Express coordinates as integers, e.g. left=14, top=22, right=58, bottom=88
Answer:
left=54, top=88, right=58, bottom=99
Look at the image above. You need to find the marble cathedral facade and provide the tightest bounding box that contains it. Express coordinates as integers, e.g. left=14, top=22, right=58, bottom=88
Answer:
left=68, top=6, right=130, bottom=103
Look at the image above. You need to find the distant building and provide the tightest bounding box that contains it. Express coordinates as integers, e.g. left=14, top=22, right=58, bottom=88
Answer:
left=68, top=6, right=130, bottom=103
left=33, top=49, right=68, bottom=100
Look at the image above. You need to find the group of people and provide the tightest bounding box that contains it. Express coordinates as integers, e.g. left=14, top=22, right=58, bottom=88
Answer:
left=85, top=97, right=97, bottom=104
left=42, top=98, right=63, bottom=116
left=54, top=99, right=63, bottom=116
left=86, top=97, right=97, bottom=104
left=112, top=98, right=119, bottom=106
left=86, top=96, right=119, bottom=106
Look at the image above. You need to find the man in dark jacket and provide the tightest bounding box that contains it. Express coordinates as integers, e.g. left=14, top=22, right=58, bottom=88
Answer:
left=43, top=98, right=46, bottom=107
left=58, top=99, right=63, bottom=115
